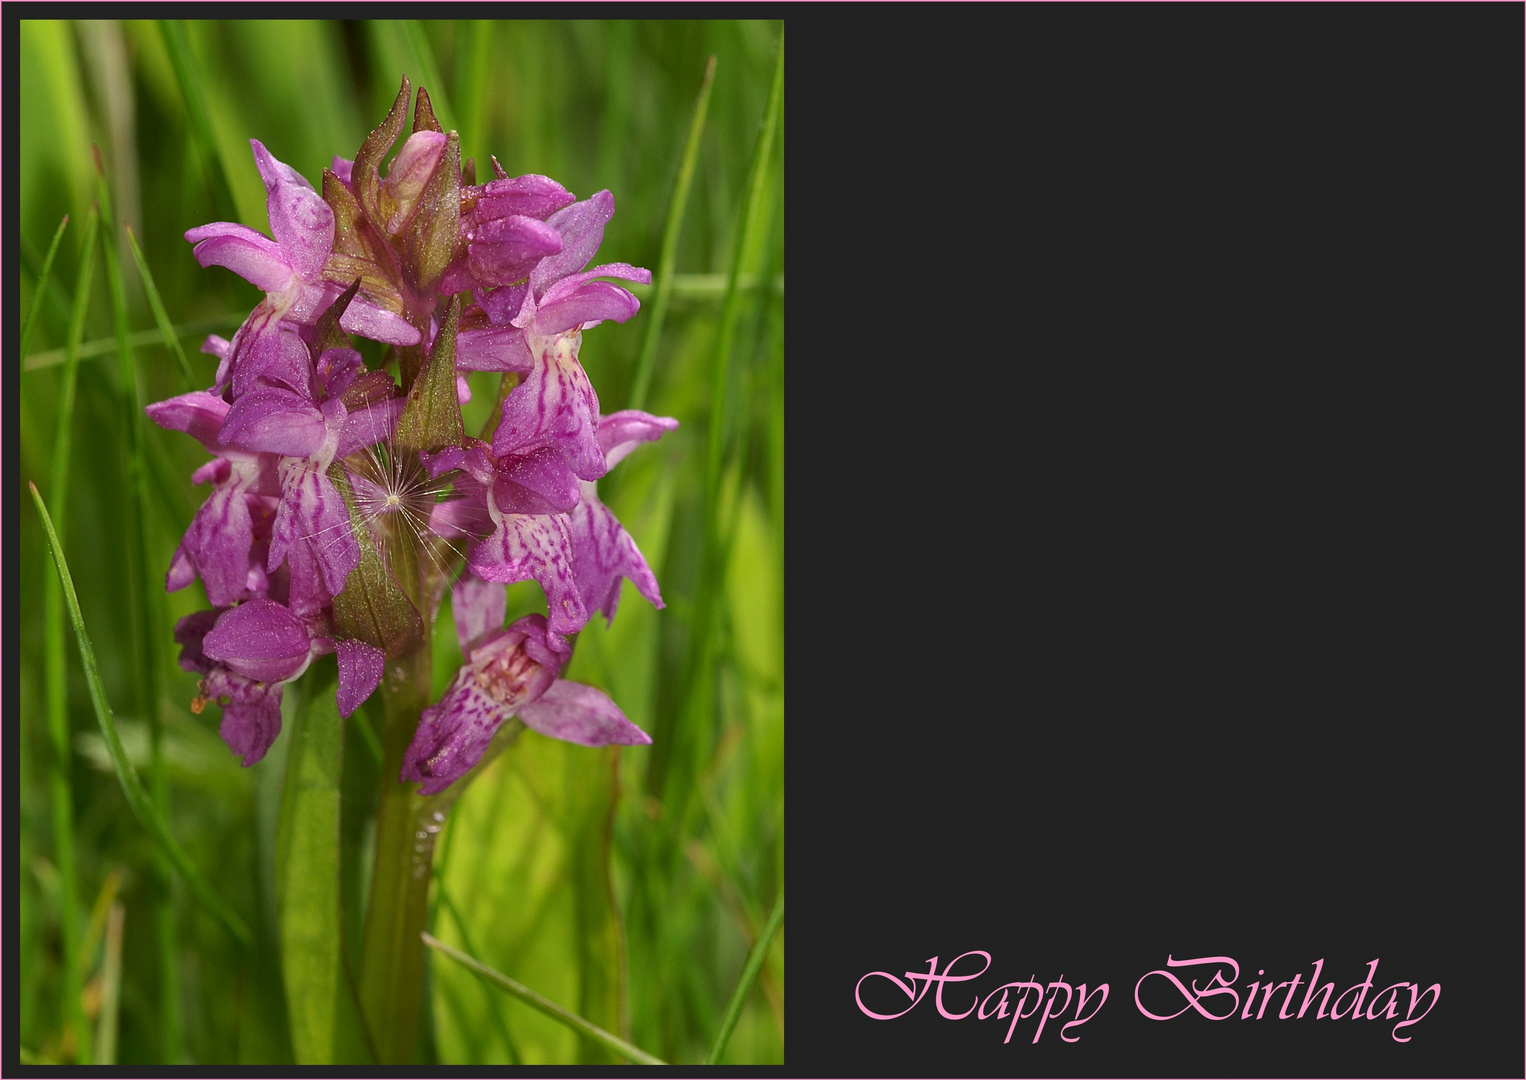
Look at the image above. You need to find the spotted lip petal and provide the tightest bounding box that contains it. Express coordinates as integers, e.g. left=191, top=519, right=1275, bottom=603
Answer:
left=468, top=511, right=587, bottom=634
left=491, top=333, right=607, bottom=482
left=177, top=477, right=256, bottom=606
left=401, top=677, right=505, bottom=796
left=569, top=490, right=663, bottom=626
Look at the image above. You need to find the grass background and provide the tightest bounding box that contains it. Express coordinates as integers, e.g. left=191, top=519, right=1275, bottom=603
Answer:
left=18, top=18, right=783, bottom=1065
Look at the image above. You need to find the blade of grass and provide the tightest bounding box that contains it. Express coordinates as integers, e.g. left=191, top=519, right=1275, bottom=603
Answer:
left=94, top=902, right=126, bottom=1065
left=421, top=933, right=666, bottom=1066
left=628, top=55, right=716, bottom=414
left=158, top=19, right=239, bottom=223
left=20, top=232, right=77, bottom=334
left=705, top=893, right=783, bottom=1064
left=30, top=481, right=254, bottom=948
left=627, top=272, right=783, bottom=303
left=705, top=33, right=783, bottom=515
left=454, top=20, right=495, bottom=174
left=97, top=154, right=185, bottom=1063
left=567, top=746, right=625, bottom=1064
left=650, top=33, right=783, bottom=806
left=124, top=223, right=197, bottom=390
left=432, top=870, right=520, bottom=1064
left=402, top=21, right=455, bottom=132
left=274, top=664, right=345, bottom=1064
left=351, top=709, right=384, bottom=768
left=20, top=214, right=69, bottom=362
left=24, top=312, right=246, bottom=371
left=78, top=868, right=123, bottom=987
left=43, top=199, right=99, bottom=1066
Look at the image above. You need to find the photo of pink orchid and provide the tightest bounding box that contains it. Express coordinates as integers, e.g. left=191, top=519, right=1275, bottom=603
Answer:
left=20, top=19, right=782, bottom=1066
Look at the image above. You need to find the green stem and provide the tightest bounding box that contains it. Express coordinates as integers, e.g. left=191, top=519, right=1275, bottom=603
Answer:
left=357, top=639, right=436, bottom=1064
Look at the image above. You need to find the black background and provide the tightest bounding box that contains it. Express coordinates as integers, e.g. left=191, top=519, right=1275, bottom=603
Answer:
left=788, top=5, right=1521, bottom=1076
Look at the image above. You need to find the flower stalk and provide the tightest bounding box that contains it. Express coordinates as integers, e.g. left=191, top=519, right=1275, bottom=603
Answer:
left=358, top=640, right=434, bottom=1064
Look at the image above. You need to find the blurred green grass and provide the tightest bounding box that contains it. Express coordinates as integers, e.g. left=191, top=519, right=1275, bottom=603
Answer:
left=19, top=19, right=783, bottom=1065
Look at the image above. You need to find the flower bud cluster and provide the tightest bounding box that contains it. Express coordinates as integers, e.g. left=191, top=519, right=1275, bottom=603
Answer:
left=150, top=78, right=669, bottom=787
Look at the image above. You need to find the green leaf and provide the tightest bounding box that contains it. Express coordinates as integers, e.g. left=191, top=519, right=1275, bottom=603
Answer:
left=274, top=664, right=349, bottom=1064
left=29, top=481, right=254, bottom=947
left=394, top=293, right=464, bottom=457
left=20, top=213, right=69, bottom=364
left=328, top=465, right=426, bottom=657
left=422, top=933, right=667, bottom=1066
left=323, top=168, right=396, bottom=277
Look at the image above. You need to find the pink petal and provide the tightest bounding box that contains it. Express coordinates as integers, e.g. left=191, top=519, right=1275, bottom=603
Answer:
left=267, top=179, right=334, bottom=281
left=186, top=224, right=294, bottom=293
left=219, top=387, right=327, bottom=458
left=401, top=678, right=510, bottom=795
left=201, top=598, right=313, bottom=684
left=517, top=679, right=651, bottom=747
left=145, top=391, right=231, bottom=450
left=452, top=574, right=507, bottom=652
left=251, top=138, right=314, bottom=193
left=569, top=492, right=663, bottom=626
left=533, top=281, right=642, bottom=336
left=597, top=410, right=679, bottom=469
left=336, top=639, right=386, bottom=718
left=531, top=190, right=615, bottom=298
left=468, top=512, right=587, bottom=634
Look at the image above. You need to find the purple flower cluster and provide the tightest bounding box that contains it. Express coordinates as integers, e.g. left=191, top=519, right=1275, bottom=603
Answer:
left=150, top=80, right=670, bottom=790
